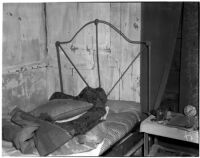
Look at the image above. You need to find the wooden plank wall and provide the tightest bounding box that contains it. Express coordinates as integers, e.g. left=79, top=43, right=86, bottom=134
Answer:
left=46, top=2, right=141, bottom=102
left=2, top=3, right=48, bottom=115
left=2, top=3, right=141, bottom=116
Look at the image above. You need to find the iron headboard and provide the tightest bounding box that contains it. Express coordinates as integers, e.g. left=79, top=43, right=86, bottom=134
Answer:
left=55, top=19, right=150, bottom=111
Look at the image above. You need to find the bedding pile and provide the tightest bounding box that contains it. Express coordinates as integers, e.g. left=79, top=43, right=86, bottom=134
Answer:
left=2, top=86, right=107, bottom=156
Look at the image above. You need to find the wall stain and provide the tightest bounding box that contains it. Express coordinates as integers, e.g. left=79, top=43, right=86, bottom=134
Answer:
left=8, top=12, right=13, bottom=16
left=4, top=78, right=19, bottom=89
left=70, top=44, right=79, bottom=52
left=133, top=22, right=139, bottom=29
left=86, top=45, right=90, bottom=52
left=3, top=69, right=48, bottom=113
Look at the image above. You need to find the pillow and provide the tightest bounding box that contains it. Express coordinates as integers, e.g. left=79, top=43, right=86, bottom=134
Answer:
left=30, top=99, right=93, bottom=121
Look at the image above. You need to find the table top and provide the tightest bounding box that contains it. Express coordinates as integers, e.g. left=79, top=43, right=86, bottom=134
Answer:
left=140, top=115, right=199, bottom=144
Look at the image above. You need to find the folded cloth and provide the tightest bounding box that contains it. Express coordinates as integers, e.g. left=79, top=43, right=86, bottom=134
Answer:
left=3, top=117, right=38, bottom=154
left=13, top=126, right=38, bottom=154
left=5, top=107, right=73, bottom=156
left=2, top=119, right=22, bottom=142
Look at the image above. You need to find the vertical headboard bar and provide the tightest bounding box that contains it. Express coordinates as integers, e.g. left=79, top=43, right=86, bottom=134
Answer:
left=95, top=19, right=101, bottom=88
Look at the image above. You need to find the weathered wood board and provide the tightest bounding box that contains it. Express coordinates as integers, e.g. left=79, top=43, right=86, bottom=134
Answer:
left=3, top=3, right=48, bottom=114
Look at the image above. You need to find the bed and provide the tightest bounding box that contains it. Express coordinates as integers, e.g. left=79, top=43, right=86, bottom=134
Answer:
left=2, top=100, right=141, bottom=156
left=2, top=19, right=149, bottom=156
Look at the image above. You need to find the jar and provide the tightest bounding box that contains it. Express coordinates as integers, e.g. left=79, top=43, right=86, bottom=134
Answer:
left=156, top=108, right=164, bottom=121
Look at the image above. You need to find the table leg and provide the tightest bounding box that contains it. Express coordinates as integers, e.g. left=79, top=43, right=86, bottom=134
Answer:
left=144, top=133, right=149, bottom=156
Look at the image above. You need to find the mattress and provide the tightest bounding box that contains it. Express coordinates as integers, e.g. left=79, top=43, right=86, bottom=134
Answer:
left=2, top=100, right=141, bottom=156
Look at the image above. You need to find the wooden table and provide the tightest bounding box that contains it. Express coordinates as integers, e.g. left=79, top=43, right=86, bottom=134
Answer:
left=140, top=115, right=199, bottom=156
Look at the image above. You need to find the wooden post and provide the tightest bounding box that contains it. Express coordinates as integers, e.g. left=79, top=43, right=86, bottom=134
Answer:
left=144, top=133, right=149, bottom=156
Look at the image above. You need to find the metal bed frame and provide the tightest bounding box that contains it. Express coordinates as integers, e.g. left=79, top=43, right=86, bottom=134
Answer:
left=55, top=19, right=150, bottom=156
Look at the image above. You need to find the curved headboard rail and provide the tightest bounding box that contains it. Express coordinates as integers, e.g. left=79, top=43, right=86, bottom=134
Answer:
left=55, top=19, right=150, bottom=105
left=58, top=19, right=147, bottom=46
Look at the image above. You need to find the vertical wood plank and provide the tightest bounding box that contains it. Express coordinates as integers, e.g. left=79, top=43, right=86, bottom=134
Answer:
left=3, top=3, right=46, bottom=67
left=144, top=133, right=149, bottom=156
left=75, top=3, right=111, bottom=90
left=119, top=3, right=141, bottom=101
left=109, top=3, right=121, bottom=100
left=46, top=3, right=80, bottom=94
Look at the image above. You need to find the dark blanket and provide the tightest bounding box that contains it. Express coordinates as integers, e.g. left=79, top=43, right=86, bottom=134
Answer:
left=49, top=86, right=107, bottom=106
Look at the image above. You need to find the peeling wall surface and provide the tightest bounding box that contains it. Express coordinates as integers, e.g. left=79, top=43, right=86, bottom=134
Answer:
left=3, top=3, right=141, bottom=116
